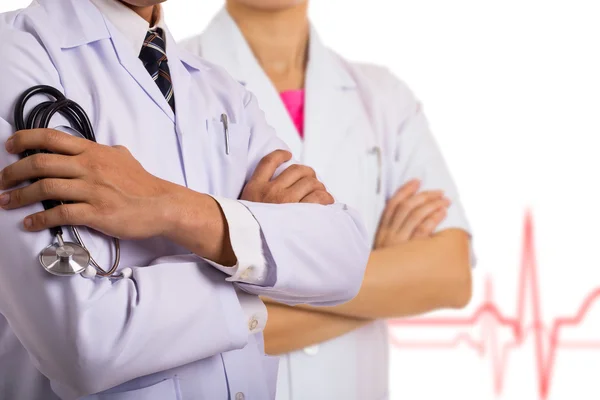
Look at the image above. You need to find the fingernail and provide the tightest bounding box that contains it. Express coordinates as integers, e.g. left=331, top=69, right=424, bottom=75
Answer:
left=0, top=193, right=9, bottom=206
left=5, top=138, right=13, bottom=153
left=23, top=218, right=32, bottom=229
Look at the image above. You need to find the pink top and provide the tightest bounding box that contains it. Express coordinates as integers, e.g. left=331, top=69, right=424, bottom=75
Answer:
left=280, top=89, right=305, bottom=138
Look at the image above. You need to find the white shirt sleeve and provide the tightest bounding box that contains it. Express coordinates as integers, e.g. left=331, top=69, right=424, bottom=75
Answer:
left=235, top=288, right=268, bottom=335
left=202, top=196, right=269, bottom=285
left=201, top=196, right=269, bottom=334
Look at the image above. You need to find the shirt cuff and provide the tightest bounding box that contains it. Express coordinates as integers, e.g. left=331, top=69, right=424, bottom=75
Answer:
left=203, top=196, right=268, bottom=285
left=235, top=288, right=268, bottom=335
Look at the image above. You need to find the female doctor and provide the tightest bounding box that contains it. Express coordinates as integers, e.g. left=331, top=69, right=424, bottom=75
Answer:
left=183, top=1, right=474, bottom=399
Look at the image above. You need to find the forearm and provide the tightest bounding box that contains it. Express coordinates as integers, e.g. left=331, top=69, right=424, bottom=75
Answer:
left=233, top=201, right=369, bottom=306
left=161, top=184, right=237, bottom=266
left=263, top=301, right=370, bottom=355
left=299, top=229, right=472, bottom=319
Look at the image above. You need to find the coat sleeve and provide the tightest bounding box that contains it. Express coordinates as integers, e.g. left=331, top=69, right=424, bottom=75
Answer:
left=233, top=90, right=370, bottom=306
left=383, top=75, right=472, bottom=236
left=361, top=64, right=475, bottom=264
left=0, top=30, right=250, bottom=398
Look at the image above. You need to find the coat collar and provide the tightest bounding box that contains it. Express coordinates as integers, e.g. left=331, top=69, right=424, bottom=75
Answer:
left=197, top=8, right=359, bottom=160
left=37, top=0, right=209, bottom=122
left=38, top=0, right=209, bottom=75
left=37, top=0, right=111, bottom=49
left=198, top=9, right=356, bottom=90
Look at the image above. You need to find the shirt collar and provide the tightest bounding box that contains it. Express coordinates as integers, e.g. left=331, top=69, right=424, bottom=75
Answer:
left=89, top=0, right=166, bottom=56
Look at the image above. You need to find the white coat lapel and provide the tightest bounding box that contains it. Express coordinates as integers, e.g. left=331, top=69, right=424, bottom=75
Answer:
left=198, top=10, right=303, bottom=159
left=164, top=31, right=212, bottom=193
left=42, top=0, right=174, bottom=122
left=104, top=20, right=176, bottom=123
left=302, top=30, right=365, bottom=170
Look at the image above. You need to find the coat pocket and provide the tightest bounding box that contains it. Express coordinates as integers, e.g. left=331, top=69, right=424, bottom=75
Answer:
left=86, top=378, right=180, bottom=400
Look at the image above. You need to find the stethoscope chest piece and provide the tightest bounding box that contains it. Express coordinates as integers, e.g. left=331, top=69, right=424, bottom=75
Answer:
left=39, top=242, right=90, bottom=276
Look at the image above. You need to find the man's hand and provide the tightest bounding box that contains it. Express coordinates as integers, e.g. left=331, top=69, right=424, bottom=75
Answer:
left=0, top=129, right=177, bottom=239
left=240, top=150, right=334, bottom=205
left=374, top=179, right=449, bottom=249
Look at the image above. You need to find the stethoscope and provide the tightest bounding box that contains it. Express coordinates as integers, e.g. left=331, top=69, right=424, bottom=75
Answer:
left=14, top=85, right=124, bottom=279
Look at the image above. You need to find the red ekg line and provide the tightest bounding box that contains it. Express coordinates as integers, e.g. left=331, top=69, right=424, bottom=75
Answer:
left=388, top=210, right=600, bottom=399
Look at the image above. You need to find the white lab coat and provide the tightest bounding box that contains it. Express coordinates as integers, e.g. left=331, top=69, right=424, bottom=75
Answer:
left=181, top=9, right=473, bottom=400
left=0, top=1, right=370, bottom=399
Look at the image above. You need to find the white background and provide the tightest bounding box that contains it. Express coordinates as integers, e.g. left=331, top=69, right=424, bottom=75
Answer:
left=3, top=1, right=600, bottom=399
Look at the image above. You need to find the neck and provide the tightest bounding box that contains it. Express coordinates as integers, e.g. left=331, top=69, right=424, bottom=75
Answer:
left=121, top=3, right=158, bottom=25
left=226, top=1, right=309, bottom=91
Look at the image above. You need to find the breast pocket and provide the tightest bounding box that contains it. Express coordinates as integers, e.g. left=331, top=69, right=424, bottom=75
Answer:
left=204, top=119, right=251, bottom=198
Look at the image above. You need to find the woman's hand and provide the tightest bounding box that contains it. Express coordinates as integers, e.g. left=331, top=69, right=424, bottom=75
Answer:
left=373, top=179, right=449, bottom=249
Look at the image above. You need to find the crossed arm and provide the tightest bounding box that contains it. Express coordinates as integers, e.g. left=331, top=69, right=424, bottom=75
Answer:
left=261, top=180, right=472, bottom=355
left=0, top=109, right=368, bottom=395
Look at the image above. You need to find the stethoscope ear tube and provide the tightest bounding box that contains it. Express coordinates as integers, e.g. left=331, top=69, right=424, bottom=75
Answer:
left=14, top=85, right=121, bottom=278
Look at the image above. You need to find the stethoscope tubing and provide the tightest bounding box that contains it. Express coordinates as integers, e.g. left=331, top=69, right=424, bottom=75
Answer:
left=14, top=85, right=120, bottom=278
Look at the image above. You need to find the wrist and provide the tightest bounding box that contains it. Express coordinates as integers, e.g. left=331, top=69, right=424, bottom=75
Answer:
left=158, top=186, right=232, bottom=262
left=156, top=182, right=194, bottom=239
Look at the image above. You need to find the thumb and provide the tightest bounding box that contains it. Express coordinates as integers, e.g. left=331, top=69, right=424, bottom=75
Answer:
left=250, top=150, right=292, bottom=183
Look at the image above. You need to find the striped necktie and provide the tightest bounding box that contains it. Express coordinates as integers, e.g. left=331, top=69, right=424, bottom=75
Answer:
left=139, top=28, right=175, bottom=112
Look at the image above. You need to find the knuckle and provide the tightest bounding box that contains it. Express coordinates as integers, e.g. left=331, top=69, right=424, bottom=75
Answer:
left=415, top=205, right=433, bottom=218
left=10, top=188, right=22, bottom=204
left=86, top=158, right=105, bottom=173
left=113, top=144, right=131, bottom=154
left=39, top=179, right=56, bottom=196
left=273, top=191, right=288, bottom=204
left=436, top=198, right=449, bottom=208
left=317, top=191, right=334, bottom=205
left=263, top=188, right=278, bottom=203
left=395, top=203, right=409, bottom=215
left=389, top=195, right=404, bottom=206
left=284, top=164, right=298, bottom=174
left=30, top=154, right=50, bottom=171
left=46, top=129, right=63, bottom=146
left=391, top=190, right=407, bottom=202
left=407, top=194, right=425, bottom=206
left=287, top=164, right=304, bottom=174
left=94, top=200, right=111, bottom=215
left=295, top=165, right=315, bottom=177
left=58, top=205, right=71, bottom=221
left=313, top=180, right=326, bottom=191
left=417, top=223, right=431, bottom=234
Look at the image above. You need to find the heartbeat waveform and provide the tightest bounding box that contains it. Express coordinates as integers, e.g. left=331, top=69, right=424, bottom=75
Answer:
left=388, top=210, right=600, bottom=399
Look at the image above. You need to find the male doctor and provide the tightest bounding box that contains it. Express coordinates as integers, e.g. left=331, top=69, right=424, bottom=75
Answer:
left=0, top=0, right=369, bottom=399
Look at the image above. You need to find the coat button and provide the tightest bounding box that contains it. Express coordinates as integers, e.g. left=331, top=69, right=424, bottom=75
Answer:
left=240, top=267, right=253, bottom=281
left=303, top=345, right=319, bottom=356
left=249, top=316, right=259, bottom=332
left=235, top=392, right=245, bottom=400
